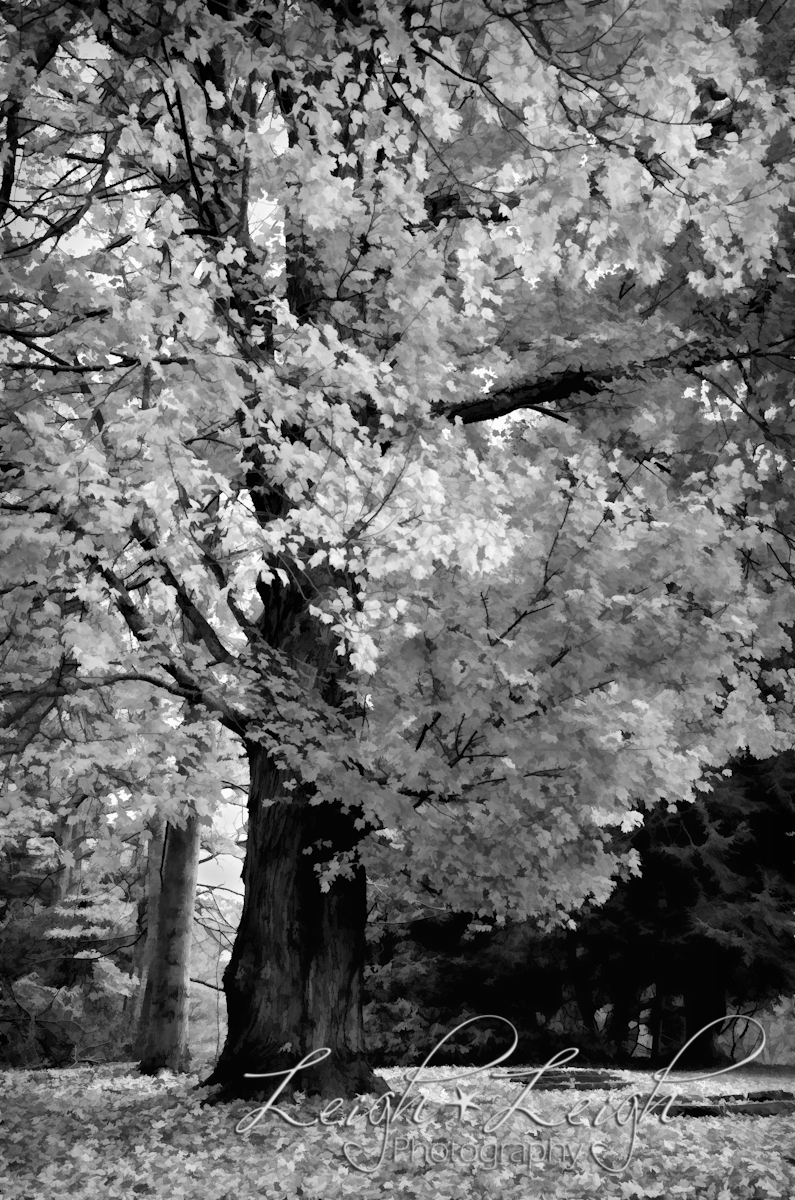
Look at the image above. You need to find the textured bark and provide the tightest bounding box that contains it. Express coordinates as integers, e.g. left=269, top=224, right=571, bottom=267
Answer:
left=135, top=815, right=201, bottom=1073
left=129, top=818, right=164, bottom=1038
left=204, top=743, right=380, bottom=1100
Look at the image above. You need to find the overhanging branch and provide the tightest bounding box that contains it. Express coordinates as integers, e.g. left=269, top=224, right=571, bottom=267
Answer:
left=443, top=341, right=755, bottom=425
left=445, top=368, right=608, bottom=424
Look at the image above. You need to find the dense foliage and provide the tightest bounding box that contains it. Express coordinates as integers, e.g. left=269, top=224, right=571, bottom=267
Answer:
left=566, top=751, right=795, bottom=1063
left=364, top=751, right=795, bottom=1068
left=2, top=0, right=795, bottom=1091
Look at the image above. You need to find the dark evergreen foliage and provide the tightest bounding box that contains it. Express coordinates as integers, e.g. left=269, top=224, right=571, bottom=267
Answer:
left=366, top=752, right=795, bottom=1068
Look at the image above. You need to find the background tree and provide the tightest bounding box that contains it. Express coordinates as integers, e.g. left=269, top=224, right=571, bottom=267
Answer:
left=568, top=751, right=795, bottom=1065
left=0, top=618, right=236, bottom=1068
left=364, top=749, right=795, bottom=1069
left=131, top=712, right=237, bottom=1074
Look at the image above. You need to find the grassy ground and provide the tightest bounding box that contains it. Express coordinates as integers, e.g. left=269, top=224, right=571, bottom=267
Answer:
left=2, top=1061, right=794, bottom=1199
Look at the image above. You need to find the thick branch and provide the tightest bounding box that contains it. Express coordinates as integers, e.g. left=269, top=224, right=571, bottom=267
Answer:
left=1, top=354, right=191, bottom=373
left=445, top=368, right=607, bottom=424
left=129, top=520, right=238, bottom=669
left=40, top=507, right=247, bottom=735
left=444, top=342, right=751, bottom=425
left=96, top=560, right=247, bottom=735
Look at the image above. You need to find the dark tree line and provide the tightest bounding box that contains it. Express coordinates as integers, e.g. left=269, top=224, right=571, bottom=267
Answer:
left=366, top=752, right=795, bottom=1069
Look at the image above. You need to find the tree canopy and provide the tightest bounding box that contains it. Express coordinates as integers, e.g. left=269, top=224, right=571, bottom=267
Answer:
left=2, top=0, right=795, bottom=1093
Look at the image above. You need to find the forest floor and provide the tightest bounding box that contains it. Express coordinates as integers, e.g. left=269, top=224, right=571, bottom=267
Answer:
left=2, top=1060, right=794, bottom=1199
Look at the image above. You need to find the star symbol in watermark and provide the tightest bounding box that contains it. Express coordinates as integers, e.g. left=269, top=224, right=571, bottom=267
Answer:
left=444, top=1086, right=482, bottom=1122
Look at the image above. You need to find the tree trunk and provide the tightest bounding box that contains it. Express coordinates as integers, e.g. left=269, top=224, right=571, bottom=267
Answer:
left=204, top=743, right=381, bottom=1100
left=129, top=817, right=165, bottom=1035
left=123, top=822, right=164, bottom=1036
left=135, top=814, right=201, bottom=1073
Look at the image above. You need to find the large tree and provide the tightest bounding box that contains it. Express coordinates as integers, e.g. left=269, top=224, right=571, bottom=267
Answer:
left=2, top=0, right=794, bottom=1098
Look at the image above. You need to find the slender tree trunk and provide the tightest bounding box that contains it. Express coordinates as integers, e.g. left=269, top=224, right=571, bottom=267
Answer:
left=130, top=817, right=165, bottom=1035
left=53, top=807, right=87, bottom=906
left=135, top=815, right=201, bottom=1073
left=204, top=743, right=380, bottom=1099
left=122, top=827, right=162, bottom=1035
